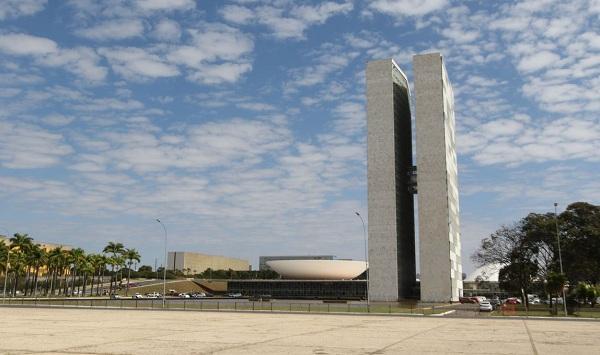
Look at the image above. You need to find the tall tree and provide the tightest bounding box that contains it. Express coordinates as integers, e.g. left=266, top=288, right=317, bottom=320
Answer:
left=9, top=233, right=33, bottom=296
left=123, top=248, right=140, bottom=296
left=103, top=242, right=124, bottom=295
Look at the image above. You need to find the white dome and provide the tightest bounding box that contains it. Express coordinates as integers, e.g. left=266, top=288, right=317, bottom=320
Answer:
left=465, top=264, right=503, bottom=282
left=266, top=260, right=367, bottom=280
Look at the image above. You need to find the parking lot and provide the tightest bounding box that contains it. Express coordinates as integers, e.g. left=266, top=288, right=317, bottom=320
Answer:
left=1, top=306, right=600, bottom=354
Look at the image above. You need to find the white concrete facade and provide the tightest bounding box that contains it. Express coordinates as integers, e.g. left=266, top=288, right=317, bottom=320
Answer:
left=366, top=59, right=416, bottom=301
left=413, top=52, right=463, bottom=302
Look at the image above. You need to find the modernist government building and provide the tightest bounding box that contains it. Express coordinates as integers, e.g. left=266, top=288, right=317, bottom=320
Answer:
left=367, top=53, right=462, bottom=303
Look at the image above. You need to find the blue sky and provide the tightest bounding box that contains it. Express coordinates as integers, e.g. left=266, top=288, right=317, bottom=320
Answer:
left=0, top=0, right=599, bottom=273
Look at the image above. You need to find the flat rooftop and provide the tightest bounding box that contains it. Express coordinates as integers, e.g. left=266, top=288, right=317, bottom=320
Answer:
left=1, top=307, right=600, bottom=354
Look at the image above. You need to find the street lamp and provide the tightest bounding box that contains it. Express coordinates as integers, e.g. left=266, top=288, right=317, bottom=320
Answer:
left=156, top=219, right=168, bottom=309
left=554, top=203, right=568, bottom=317
left=355, top=212, right=369, bottom=305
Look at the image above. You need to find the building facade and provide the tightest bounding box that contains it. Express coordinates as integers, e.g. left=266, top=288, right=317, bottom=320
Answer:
left=167, top=252, right=249, bottom=274
left=366, top=53, right=462, bottom=303
left=259, top=255, right=334, bottom=271
left=366, top=59, right=416, bottom=301
left=414, top=53, right=462, bottom=302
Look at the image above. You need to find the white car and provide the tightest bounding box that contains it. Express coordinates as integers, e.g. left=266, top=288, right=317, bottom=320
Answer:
left=479, top=301, right=493, bottom=312
left=178, top=293, right=190, bottom=298
left=132, top=293, right=144, bottom=299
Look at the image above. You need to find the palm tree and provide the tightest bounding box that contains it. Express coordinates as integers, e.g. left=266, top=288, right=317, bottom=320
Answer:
left=1, top=242, right=10, bottom=297
left=95, top=255, right=109, bottom=296
left=27, top=245, right=46, bottom=297
left=9, top=233, right=33, bottom=296
left=46, top=247, right=63, bottom=296
left=123, top=248, right=141, bottom=296
left=68, top=248, right=86, bottom=296
left=0, top=242, right=8, bottom=275
left=87, top=254, right=100, bottom=296
left=103, top=242, right=124, bottom=295
left=79, top=257, right=94, bottom=297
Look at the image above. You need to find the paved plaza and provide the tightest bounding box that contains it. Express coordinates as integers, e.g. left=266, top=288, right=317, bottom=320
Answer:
left=1, top=307, right=600, bottom=354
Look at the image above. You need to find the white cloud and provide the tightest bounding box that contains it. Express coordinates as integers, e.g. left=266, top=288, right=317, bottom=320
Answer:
left=220, top=2, right=353, bottom=40
left=0, top=33, right=107, bottom=81
left=0, top=121, right=73, bottom=169
left=38, top=47, right=107, bottom=81
left=135, top=0, right=195, bottom=12
left=152, top=18, right=181, bottom=41
left=460, top=117, right=600, bottom=166
left=220, top=5, right=254, bottom=25
left=186, top=62, right=252, bottom=84
left=78, top=19, right=144, bottom=41
left=237, top=102, right=275, bottom=111
left=0, top=0, right=46, bottom=20
left=286, top=46, right=358, bottom=92
left=0, top=33, right=57, bottom=55
left=517, top=50, right=560, bottom=73
left=40, top=114, right=74, bottom=126
left=168, top=25, right=254, bottom=66
left=369, top=0, right=448, bottom=17
left=99, top=47, right=179, bottom=79
left=166, top=23, right=254, bottom=84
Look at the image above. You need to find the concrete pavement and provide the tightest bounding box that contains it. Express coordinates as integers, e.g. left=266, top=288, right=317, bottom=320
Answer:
left=1, top=307, right=599, bottom=354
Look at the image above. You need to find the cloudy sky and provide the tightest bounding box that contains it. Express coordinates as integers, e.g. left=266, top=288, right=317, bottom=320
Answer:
left=0, top=0, right=599, bottom=273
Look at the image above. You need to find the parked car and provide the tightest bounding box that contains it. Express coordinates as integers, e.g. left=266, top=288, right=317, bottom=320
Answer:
left=146, top=292, right=160, bottom=299
left=479, top=301, right=493, bottom=312
left=544, top=297, right=564, bottom=305
left=110, top=294, right=122, bottom=300
left=505, top=297, right=522, bottom=305
left=191, top=293, right=206, bottom=298
left=228, top=292, right=242, bottom=298
left=132, top=293, right=144, bottom=299
left=178, top=293, right=191, bottom=298
left=459, top=297, right=477, bottom=304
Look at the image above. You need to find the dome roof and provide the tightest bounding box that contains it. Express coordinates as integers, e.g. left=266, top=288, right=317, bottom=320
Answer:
left=465, top=264, right=503, bottom=282
left=266, top=260, right=367, bottom=280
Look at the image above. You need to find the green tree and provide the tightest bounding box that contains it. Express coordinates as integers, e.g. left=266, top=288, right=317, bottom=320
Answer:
left=123, top=248, right=140, bottom=296
left=103, top=242, right=124, bottom=295
left=546, top=272, right=567, bottom=313
left=68, top=248, right=86, bottom=296
left=9, top=233, right=33, bottom=296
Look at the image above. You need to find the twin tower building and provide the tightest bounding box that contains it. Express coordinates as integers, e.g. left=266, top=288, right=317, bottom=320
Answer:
left=366, top=53, right=462, bottom=303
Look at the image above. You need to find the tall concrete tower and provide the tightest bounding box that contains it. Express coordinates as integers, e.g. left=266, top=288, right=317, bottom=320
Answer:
left=366, top=59, right=416, bottom=301
left=366, top=53, right=462, bottom=303
left=413, top=53, right=462, bottom=302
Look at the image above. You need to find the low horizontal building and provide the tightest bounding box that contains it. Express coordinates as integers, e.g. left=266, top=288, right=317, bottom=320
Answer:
left=167, top=251, right=249, bottom=273
left=228, top=280, right=367, bottom=300
left=259, top=255, right=334, bottom=271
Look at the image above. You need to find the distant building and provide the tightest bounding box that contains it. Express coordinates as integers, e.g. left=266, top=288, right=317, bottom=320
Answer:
left=259, top=255, right=334, bottom=271
left=463, top=264, right=504, bottom=297
left=167, top=252, right=249, bottom=274
left=1, top=235, right=73, bottom=276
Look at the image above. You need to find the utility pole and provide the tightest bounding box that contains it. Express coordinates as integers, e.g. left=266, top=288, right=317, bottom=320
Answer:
left=554, top=203, right=568, bottom=317
left=355, top=212, right=369, bottom=306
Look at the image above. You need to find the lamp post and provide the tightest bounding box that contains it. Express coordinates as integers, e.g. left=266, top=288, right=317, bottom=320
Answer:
left=355, top=212, right=369, bottom=305
left=156, top=219, right=168, bottom=309
left=554, top=203, right=568, bottom=317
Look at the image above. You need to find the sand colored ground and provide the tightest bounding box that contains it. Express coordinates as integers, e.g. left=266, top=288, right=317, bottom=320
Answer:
left=1, top=307, right=600, bottom=354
